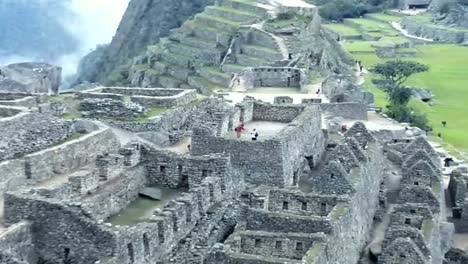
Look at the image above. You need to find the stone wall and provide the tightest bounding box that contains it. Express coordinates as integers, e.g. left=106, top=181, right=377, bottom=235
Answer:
left=80, top=165, right=147, bottom=221
left=0, top=94, right=44, bottom=107
left=142, top=149, right=241, bottom=195
left=192, top=105, right=325, bottom=186
left=80, top=98, right=147, bottom=120
left=320, top=102, right=368, bottom=120
left=252, top=102, right=304, bottom=122
left=240, top=67, right=307, bottom=92
left=4, top=193, right=117, bottom=264
left=311, top=141, right=385, bottom=264
left=79, top=87, right=197, bottom=108
left=22, top=127, right=120, bottom=183
left=401, top=17, right=467, bottom=43
left=0, top=222, right=36, bottom=264
left=0, top=109, right=75, bottom=161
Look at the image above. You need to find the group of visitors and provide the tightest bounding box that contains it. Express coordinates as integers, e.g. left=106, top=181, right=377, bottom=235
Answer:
left=234, top=123, right=259, bottom=141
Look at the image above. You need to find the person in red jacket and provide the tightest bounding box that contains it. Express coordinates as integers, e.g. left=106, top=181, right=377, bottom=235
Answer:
left=234, top=123, right=245, bottom=138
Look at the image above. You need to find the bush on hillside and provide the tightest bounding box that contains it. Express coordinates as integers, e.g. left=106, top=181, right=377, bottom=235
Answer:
left=314, top=0, right=389, bottom=21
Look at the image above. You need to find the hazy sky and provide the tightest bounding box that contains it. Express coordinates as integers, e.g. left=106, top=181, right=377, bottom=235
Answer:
left=59, top=0, right=130, bottom=76
left=68, top=0, right=130, bottom=51
left=0, top=0, right=130, bottom=77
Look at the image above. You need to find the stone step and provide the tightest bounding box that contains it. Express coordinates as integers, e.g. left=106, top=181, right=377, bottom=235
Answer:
left=236, top=54, right=267, bottom=67
left=166, top=64, right=193, bottom=81
left=180, top=37, right=219, bottom=49
left=226, top=252, right=302, bottom=264
left=205, top=6, right=258, bottom=23
left=167, top=42, right=223, bottom=65
left=242, top=45, right=282, bottom=60
left=216, top=0, right=269, bottom=15
left=159, top=75, right=184, bottom=88
left=194, top=13, right=240, bottom=33
left=184, top=21, right=232, bottom=47
left=188, top=76, right=224, bottom=95
left=221, top=64, right=246, bottom=74
left=199, top=67, right=233, bottom=87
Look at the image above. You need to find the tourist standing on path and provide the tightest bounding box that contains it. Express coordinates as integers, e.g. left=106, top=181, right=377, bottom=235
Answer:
left=251, top=129, right=258, bottom=141
left=234, top=123, right=245, bottom=138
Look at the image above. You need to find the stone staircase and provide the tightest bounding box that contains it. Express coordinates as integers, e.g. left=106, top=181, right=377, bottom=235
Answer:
left=131, top=0, right=285, bottom=94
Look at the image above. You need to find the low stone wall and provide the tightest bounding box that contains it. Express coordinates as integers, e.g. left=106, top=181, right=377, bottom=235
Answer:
left=401, top=18, right=467, bottom=44
left=4, top=194, right=117, bottom=264
left=320, top=102, right=368, bottom=120
left=142, top=149, right=238, bottom=191
left=239, top=67, right=307, bottom=92
left=0, top=94, right=43, bottom=107
left=80, top=98, right=147, bottom=120
left=0, top=159, right=26, bottom=198
left=80, top=165, right=146, bottom=220
left=252, top=102, right=304, bottom=122
left=23, top=127, right=120, bottom=183
left=0, top=106, right=23, bottom=118
left=0, top=222, right=36, bottom=264
left=79, top=87, right=197, bottom=108
left=0, top=110, right=75, bottom=161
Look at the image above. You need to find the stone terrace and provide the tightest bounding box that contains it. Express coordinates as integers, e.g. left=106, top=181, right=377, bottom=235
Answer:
left=78, top=87, right=197, bottom=108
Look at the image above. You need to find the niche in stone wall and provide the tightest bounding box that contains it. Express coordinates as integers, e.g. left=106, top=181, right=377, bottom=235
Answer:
left=64, top=248, right=71, bottom=264
left=127, top=243, right=135, bottom=263
left=296, top=242, right=303, bottom=251
left=143, top=233, right=150, bottom=257
left=255, top=239, right=261, bottom=247
left=283, top=201, right=289, bottom=210
left=275, top=241, right=282, bottom=249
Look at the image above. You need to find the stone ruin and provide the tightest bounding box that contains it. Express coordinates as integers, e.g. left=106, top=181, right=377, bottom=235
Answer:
left=0, top=85, right=459, bottom=264
left=0, top=0, right=464, bottom=263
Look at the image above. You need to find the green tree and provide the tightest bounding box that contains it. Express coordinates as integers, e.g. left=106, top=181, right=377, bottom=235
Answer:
left=371, top=60, right=430, bottom=130
left=371, top=60, right=429, bottom=89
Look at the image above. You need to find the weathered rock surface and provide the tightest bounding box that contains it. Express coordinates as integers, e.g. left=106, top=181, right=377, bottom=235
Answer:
left=74, top=0, right=215, bottom=85
left=80, top=98, right=147, bottom=120
left=0, top=63, right=62, bottom=94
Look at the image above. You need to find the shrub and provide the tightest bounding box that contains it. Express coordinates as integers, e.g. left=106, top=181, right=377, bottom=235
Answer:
left=438, top=3, right=452, bottom=14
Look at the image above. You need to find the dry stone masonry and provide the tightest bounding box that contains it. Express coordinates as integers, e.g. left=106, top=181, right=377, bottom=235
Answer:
left=0, top=0, right=461, bottom=263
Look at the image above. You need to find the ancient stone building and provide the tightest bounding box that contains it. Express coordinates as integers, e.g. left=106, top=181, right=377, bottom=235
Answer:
left=0, top=0, right=458, bottom=263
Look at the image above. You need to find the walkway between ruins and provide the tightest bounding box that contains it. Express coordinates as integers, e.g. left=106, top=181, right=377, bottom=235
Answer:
left=391, top=22, right=434, bottom=42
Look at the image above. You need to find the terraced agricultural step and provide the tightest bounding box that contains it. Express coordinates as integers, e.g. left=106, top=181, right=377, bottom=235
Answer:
left=167, top=42, right=223, bottom=65
left=222, top=64, right=246, bottom=74
left=188, top=76, right=224, bottom=95
left=200, top=67, right=233, bottom=87
left=159, top=75, right=184, bottom=88
left=165, top=64, right=193, bottom=80
left=160, top=51, right=211, bottom=69
left=194, top=13, right=240, bottom=33
left=205, top=6, right=258, bottom=23
left=180, top=37, right=219, bottom=49
left=184, top=21, right=232, bottom=47
left=226, top=252, right=302, bottom=264
left=242, top=45, right=282, bottom=60
left=216, top=0, right=269, bottom=15
left=236, top=54, right=268, bottom=67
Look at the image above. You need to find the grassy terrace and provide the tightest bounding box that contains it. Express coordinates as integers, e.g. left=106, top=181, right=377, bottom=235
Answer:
left=323, top=23, right=360, bottom=37
left=331, top=12, right=468, bottom=154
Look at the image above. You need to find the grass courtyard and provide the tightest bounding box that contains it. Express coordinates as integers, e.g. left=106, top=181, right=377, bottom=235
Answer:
left=328, top=12, right=468, bottom=154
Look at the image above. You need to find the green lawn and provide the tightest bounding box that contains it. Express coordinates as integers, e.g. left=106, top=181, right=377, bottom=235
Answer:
left=323, top=23, right=361, bottom=36
left=349, top=42, right=468, bottom=151
left=334, top=13, right=468, bottom=153
left=365, top=12, right=403, bottom=23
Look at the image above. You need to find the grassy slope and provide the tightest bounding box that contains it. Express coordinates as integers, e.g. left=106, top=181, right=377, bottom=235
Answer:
left=335, top=13, right=468, bottom=152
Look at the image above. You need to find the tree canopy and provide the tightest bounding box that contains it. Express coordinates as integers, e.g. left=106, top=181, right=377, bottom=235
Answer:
left=371, top=60, right=429, bottom=89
